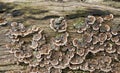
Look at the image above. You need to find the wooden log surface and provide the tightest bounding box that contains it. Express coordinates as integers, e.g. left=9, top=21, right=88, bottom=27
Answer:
left=0, top=1, right=120, bottom=73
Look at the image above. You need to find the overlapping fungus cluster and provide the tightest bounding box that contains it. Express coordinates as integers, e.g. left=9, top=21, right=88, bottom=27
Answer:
left=5, top=14, right=120, bottom=73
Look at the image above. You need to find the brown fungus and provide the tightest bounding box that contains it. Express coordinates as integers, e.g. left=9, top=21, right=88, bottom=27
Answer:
left=104, top=14, right=114, bottom=21
left=98, top=33, right=107, bottom=43
left=105, top=43, right=116, bottom=53
left=52, top=32, right=69, bottom=46
left=70, top=54, right=85, bottom=64
left=50, top=17, right=67, bottom=32
left=86, top=59, right=99, bottom=72
left=86, top=15, right=96, bottom=25
left=111, top=36, right=119, bottom=43
left=96, top=16, right=104, bottom=24
left=98, top=56, right=112, bottom=72
left=38, top=44, right=51, bottom=55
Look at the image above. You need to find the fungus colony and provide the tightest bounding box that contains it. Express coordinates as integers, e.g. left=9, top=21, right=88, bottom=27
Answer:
left=5, top=14, right=120, bottom=73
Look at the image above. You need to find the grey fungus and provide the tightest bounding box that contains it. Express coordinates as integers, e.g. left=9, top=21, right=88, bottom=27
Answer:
left=50, top=17, right=67, bottom=32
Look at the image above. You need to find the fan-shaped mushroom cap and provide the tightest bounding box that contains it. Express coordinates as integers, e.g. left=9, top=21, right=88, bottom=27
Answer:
left=87, top=59, right=99, bottom=72
left=115, top=41, right=120, bottom=46
left=69, top=64, right=80, bottom=70
left=39, top=44, right=51, bottom=55
left=77, top=24, right=87, bottom=34
left=106, top=32, right=112, bottom=40
left=52, top=32, right=69, bottom=46
left=99, top=33, right=107, bottom=43
left=70, top=54, right=85, bottom=64
left=30, top=41, right=38, bottom=49
left=111, top=24, right=119, bottom=35
left=76, top=47, right=86, bottom=56
left=83, top=32, right=93, bottom=43
left=92, top=36, right=99, bottom=45
left=92, top=23, right=100, bottom=31
left=50, top=51, right=62, bottom=66
left=32, top=30, right=43, bottom=41
left=98, top=56, right=112, bottom=72
left=111, top=36, right=119, bottom=43
left=105, top=43, right=116, bottom=53
left=104, top=14, right=114, bottom=21
left=89, top=44, right=104, bottom=54
left=73, top=38, right=87, bottom=48
left=100, top=24, right=111, bottom=32
left=50, top=17, right=67, bottom=32
left=86, top=15, right=96, bottom=25
left=96, top=17, right=104, bottom=24
left=54, top=54, right=70, bottom=69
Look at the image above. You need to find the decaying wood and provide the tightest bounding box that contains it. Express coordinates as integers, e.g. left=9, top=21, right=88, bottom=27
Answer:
left=0, top=1, right=120, bottom=73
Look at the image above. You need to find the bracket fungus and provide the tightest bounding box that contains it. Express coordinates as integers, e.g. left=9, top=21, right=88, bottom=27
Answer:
left=86, top=15, right=96, bottom=25
left=52, top=32, right=69, bottom=46
left=5, top=14, right=120, bottom=73
left=104, top=14, right=114, bottom=21
left=50, top=17, right=67, bottom=32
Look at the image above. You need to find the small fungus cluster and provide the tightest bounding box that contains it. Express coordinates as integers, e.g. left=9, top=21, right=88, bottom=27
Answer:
left=5, top=15, right=120, bottom=73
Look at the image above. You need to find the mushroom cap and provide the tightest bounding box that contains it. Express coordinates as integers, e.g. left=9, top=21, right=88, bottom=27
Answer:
left=76, top=47, right=86, bottom=56
left=92, top=23, right=100, bottom=31
left=50, top=17, right=67, bottom=32
left=69, top=64, right=80, bottom=70
left=105, top=43, right=116, bottom=53
left=104, top=14, right=114, bottom=21
left=83, top=32, right=93, bottom=43
left=99, top=33, right=107, bottom=43
left=96, top=17, right=104, bottom=24
left=86, top=15, right=96, bottom=25
left=32, top=30, right=43, bottom=41
left=70, top=54, right=85, bottom=64
left=87, top=59, right=99, bottom=72
left=30, top=41, right=38, bottom=49
left=39, top=44, right=51, bottom=55
left=53, top=32, right=69, bottom=46
left=100, top=24, right=111, bottom=32
left=111, top=36, right=119, bottom=43
left=106, top=32, right=112, bottom=40
left=92, top=36, right=99, bottom=45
